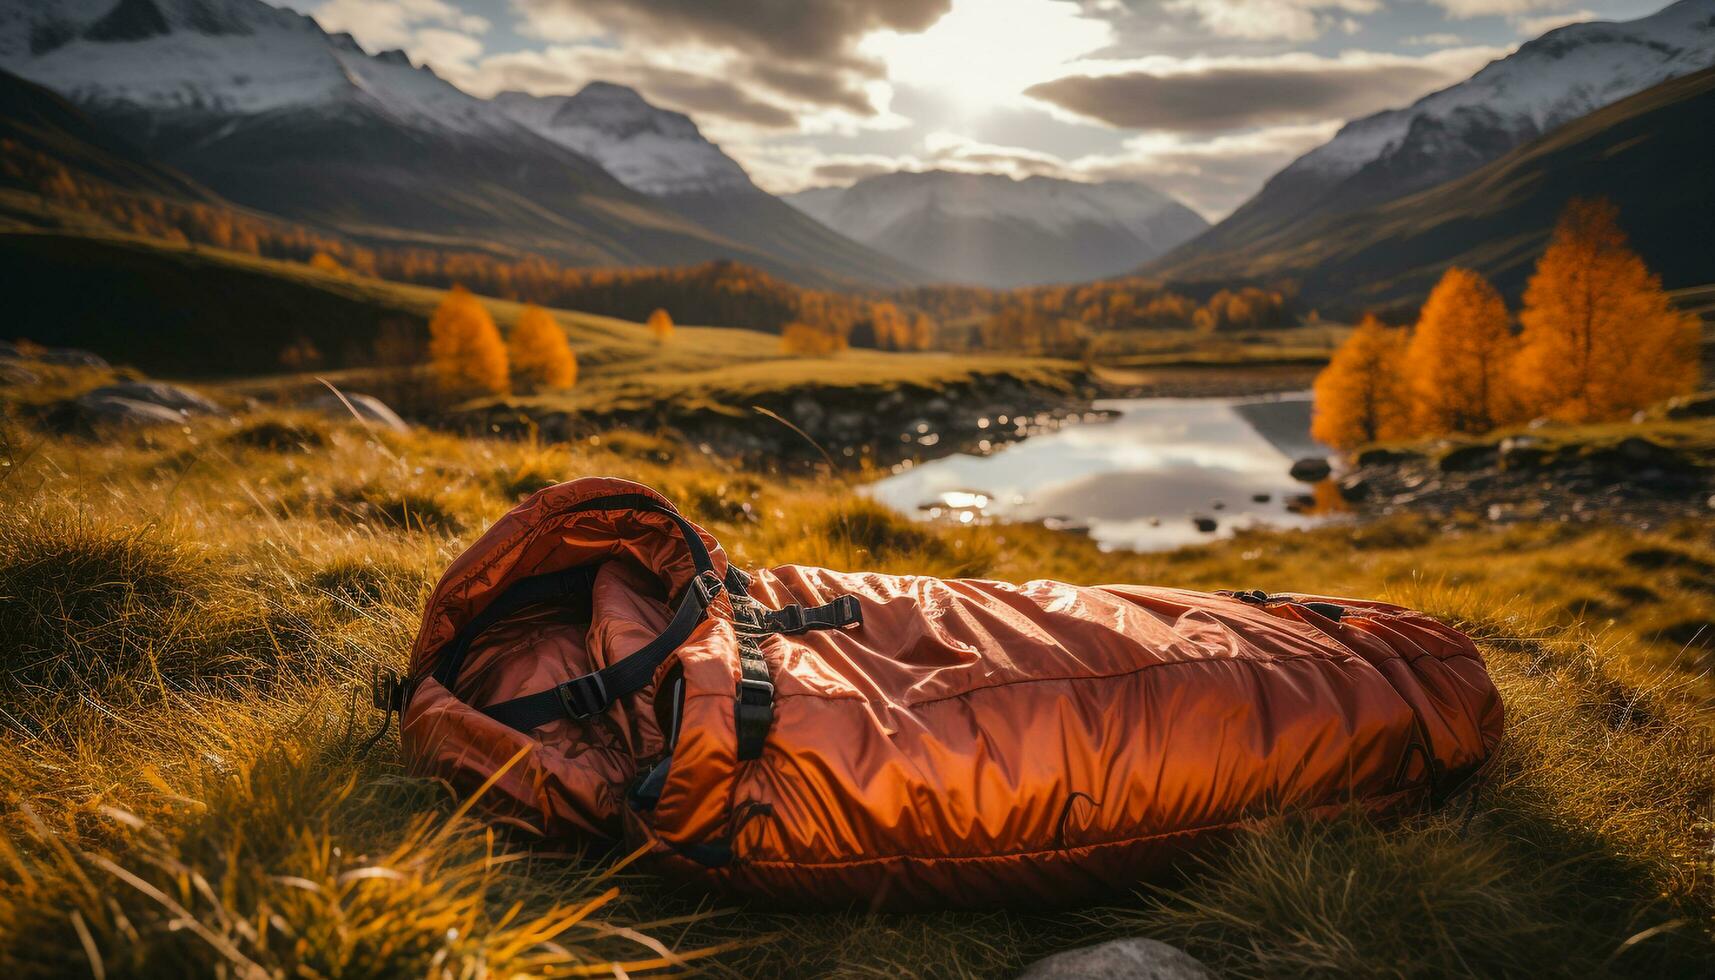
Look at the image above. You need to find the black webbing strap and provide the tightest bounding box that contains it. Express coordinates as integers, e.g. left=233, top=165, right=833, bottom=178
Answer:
left=735, top=640, right=772, bottom=762
left=480, top=569, right=723, bottom=732
left=431, top=565, right=597, bottom=689
left=755, top=595, right=863, bottom=635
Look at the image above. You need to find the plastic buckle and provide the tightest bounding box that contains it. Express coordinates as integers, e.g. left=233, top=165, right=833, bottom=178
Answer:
left=690, top=569, right=724, bottom=608
left=772, top=604, right=807, bottom=634
left=371, top=666, right=403, bottom=712
left=734, top=676, right=774, bottom=760
left=556, top=672, right=609, bottom=719
left=832, top=595, right=862, bottom=627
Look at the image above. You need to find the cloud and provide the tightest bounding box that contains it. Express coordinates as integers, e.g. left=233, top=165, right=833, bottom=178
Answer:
left=1025, top=47, right=1508, bottom=132
left=1403, top=32, right=1466, bottom=45
left=306, top=0, right=488, bottom=50
left=455, top=48, right=801, bottom=128
left=1163, top=0, right=1379, bottom=42
left=1512, top=9, right=1596, bottom=34
left=514, top=0, right=951, bottom=67
left=1427, top=0, right=1569, bottom=19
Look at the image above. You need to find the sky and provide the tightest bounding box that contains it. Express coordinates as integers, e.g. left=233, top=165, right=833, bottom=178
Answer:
left=282, top=0, right=1671, bottom=219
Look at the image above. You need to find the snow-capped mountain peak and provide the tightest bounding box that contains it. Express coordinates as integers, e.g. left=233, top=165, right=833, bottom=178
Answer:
left=494, top=83, right=753, bottom=197
left=1289, top=0, right=1715, bottom=184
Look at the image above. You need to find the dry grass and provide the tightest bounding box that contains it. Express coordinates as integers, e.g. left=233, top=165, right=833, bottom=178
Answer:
left=0, top=399, right=1711, bottom=977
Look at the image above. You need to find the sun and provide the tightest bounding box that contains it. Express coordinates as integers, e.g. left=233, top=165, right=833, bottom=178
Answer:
left=861, top=0, right=1114, bottom=116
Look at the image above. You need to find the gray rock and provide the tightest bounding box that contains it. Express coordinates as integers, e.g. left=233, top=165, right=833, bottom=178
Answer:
left=1498, top=435, right=1550, bottom=470
left=1664, top=392, right=1715, bottom=420
left=1354, top=446, right=1422, bottom=467
left=1288, top=456, right=1332, bottom=482
left=308, top=393, right=409, bottom=432
left=1017, top=938, right=1215, bottom=980
left=1438, top=444, right=1497, bottom=473
left=1337, top=475, right=1372, bottom=503
left=1192, top=515, right=1218, bottom=533
left=84, top=381, right=219, bottom=415
left=72, top=394, right=188, bottom=427
left=34, top=347, right=109, bottom=368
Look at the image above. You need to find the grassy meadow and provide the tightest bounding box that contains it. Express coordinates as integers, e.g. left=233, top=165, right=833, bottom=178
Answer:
left=2, top=355, right=1713, bottom=977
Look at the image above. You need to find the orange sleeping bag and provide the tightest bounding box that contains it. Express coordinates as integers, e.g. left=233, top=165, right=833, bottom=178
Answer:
left=399, top=477, right=1504, bottom=908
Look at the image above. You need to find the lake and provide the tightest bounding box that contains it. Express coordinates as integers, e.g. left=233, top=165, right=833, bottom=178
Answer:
left=865, top=393, right=1343, bottom=551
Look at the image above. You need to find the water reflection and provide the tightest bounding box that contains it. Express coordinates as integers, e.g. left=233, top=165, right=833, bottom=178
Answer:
left=866, top=393, right=1344, bottom=551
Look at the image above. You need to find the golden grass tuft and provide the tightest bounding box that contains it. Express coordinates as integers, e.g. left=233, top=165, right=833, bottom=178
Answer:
left=0, top=398, right=1711, bottom=976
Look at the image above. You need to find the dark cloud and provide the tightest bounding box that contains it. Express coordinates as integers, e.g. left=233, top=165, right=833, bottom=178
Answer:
left=470, top=52, right=798, bottom=128
left=518, top=0, right=949, bottom=67
left=812, top=160, right=897, bottom=183
left=747, top=62, right=875, bottom=115
left=1026, top=53, right=1493, bottom=132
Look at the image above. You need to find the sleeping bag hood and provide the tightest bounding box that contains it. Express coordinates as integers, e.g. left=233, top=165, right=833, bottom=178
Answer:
left=398, top=477, right=1504, bottom=908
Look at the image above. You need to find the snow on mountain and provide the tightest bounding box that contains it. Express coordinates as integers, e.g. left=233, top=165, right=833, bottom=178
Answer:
left=0, top=0, right=512, bottom=136
left=1166, top=0, right=1715, bottom=265
left=1293, top=0, right=1715, bottom=182
left=787, top=170, right=1209, bottom=287
left=495, top=83, right=752, bottom=197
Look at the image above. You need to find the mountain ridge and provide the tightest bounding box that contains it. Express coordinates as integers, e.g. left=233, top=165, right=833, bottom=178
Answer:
left=1156, top=0, right=1715, bottom=274
left=787, top=170, right=1208, bottom=288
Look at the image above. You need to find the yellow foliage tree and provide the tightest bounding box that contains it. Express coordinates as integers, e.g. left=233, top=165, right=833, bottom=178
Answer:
left=1406, top=267, right=1518, bottom=435
left=1312, top=314, right=1412, bottom=451
left=508, top=304, right=577, bottom=392
left=428, top=284, right=508, bottom=397
left=1513, top=198, right=1699, bottom=422
left=647, top=308, right=674, bottom=344
left=780, top=322, right=848, bottom=357
left=308, top=251, right=346, bottom=277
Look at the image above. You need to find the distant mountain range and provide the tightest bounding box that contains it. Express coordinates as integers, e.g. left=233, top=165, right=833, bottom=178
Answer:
left=1152, top=0, right=1715, bottom=302
left=787, top=171, right=1208, bottom=288
left=0, top=0, right=915, bottom=286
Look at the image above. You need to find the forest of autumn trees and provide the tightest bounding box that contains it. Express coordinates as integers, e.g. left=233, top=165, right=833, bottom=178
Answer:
left=1312, top=199, right=1699, bottom=450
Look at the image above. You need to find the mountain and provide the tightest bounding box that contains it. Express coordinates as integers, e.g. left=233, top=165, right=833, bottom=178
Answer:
left=1156, top=0, right=1715, bottom=275
left=0, top=65, right=210, bottom=200
left=494, top=84, right=918, bottom=286
left=0, top=0, right=890, bottom=284
left=1156, top=66, right=1715, bottom=312
left=786, top=171, right=1208, bottom=288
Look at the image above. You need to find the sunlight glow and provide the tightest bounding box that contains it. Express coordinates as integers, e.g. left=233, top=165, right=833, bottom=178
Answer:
left=861, top=0, right=1114, bottom=115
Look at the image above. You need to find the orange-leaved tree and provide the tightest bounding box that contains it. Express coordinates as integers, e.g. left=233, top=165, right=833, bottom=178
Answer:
left=1406, top=266, right=1518, bottom=435
left=1312, top=314, right=1412, bottom=451
left=780, top=322, right=847, bottom=357
left=428, top=284, right=508, bottom=397
left=508, top=304, right=577, bottom=392
left=647, top=308, right=674, bottom=344
left=1513, top=198, right=1699, bottom=422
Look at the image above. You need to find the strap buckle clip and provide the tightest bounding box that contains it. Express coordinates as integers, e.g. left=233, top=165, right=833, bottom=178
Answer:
left=556, top=672, right=609, bottom=719
left=735, top=676, right=774, bottom=760
left=773, top=604, right=807, bottom=633
left=690, top=569, right=724, bottom=609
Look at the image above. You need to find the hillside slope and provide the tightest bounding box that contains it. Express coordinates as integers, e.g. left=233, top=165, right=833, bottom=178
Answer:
left=1154, top=0, right=1715, bottom=279
left=0, top=67, right=210, bottom=201
left=1150, top=66, right=1715, bottom=311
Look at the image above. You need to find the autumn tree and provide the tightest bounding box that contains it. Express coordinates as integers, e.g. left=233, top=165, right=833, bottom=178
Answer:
left=1312, top=314, right=1412, bottom=450
left=647, top=308, right=674, bottom=344
left=428, top=284, right=508, bottom=397
left=308, top=251, right=346, bottom=277
left=508, top=304, right=577, bottom=392
left=1406, top=267, right=1518, bottom=435
left=1513, top=198, right=1698, bottom=422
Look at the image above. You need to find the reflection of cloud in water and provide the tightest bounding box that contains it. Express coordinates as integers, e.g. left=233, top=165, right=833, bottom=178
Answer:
left=867, top=394, right=1338, bottom=552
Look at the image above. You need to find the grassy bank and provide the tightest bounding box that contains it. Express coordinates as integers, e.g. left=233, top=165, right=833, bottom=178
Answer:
left=1, top=391, right=1712, bottom=976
